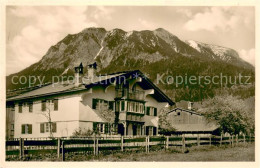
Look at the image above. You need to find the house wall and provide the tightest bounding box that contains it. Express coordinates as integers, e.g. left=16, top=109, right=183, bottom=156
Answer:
left=13, top=95, right=81, bottom=138
left=6, top=107, right=15, bottom=139
left=8, top=76, right=173, bottom=138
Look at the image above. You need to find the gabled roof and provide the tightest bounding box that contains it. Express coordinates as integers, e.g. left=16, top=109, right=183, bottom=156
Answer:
left=167, top=108, right=201, bottom=115
left=6, top=70, right=175, bottom=105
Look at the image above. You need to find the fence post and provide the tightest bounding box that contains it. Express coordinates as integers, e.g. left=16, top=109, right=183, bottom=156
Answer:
left=243, top=134, right=246, bottom=145
left=93, top=137, right=96, bottom=155
left=220, top=134, right=222, bottom=146
left=19, top=138, right=24, bottom=160
left=209, top=135, right=211, bottom=146
left=197, top=134, right=200, bottom=146
left=145, top=136, right=147, bottom=153
left=166, top=136, right=169, bottom=150
left=229, top=135, right=231, bottom=146
left=231, top=135, right=234, bottom=148
left=61, top=141, right=65, bottom=161
left=57, top=138, right=61, bottom=159
left=235, top=134, right=238, bottom=146
left=121, top=135, right=124, bottom=152
left=96, top=138, right=99, bottom=155
left=182, top=134, right=186, bottom=153
left=147, top=136, right=150, bottom=153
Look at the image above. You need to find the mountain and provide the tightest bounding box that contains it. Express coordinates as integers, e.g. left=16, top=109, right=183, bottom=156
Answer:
left=6, top=27, right=255, bottom=101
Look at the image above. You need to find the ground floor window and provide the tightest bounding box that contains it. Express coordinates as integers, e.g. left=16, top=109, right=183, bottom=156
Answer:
left=21, top=124, right=32, bottom=134
left=93, top=122, right=109, bottom=134
left=40, top=122, right=57, bottom=133
left=145, top=126, right=157, bottom=136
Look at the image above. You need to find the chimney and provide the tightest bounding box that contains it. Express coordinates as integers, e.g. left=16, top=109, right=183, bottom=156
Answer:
left=74, top=63, right=84, bottom=86
left=188, top=101, right=194, bottom=110
left=87, top=62, right=97, bottom=79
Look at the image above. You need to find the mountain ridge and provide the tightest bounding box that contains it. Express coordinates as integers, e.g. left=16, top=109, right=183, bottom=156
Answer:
left=6, top=27, right=255, bottom=101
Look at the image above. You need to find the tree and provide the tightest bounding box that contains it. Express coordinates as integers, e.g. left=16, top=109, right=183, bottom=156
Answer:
left=158, top=107, right=176, bottom=135
left=198, top=95, right=254, bottom=135
left=38, top=101, right=55, bottom=138
left=99, top=107, right=116, bottom=135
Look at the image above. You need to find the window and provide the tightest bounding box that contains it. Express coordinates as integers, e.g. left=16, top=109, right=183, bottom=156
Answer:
left=108, top=101, right=114, bottom=110
left=145, top=126, right=154, bottom=135
left=93, top=122, right=109, bottom=134
left=42, top=100, right=46, bottom=111
left=146, top=106, right=157, bottom=116
left=53, top=99, right=58, bottom=111
left=127, top=101, right=145, bottom=114
left=40, top=122, right=57, bottom=133
left=28, top=102, right=33, bottom=112
left=21, top=124, right=32, bottom=134
left=18, top=103, right=23, bottom=113
left=92, top=98, right=111, bottom=111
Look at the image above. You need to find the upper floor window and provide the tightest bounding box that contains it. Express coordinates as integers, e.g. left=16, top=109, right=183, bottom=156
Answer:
left=127, top=101, right=144, bottom=114
left=21, top=124, right=32, bottom=134
left=92, top=98, right=114, bottom=111
left=18, top=103, right=23, bottom=113
left=41, top=99, right=58, bottom=111
left=146, top=106, right=157, bottom=116
left=42, top=100, right=46, bottom=111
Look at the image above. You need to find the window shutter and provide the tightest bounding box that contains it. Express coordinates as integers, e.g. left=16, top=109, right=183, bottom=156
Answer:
left=19, top=103, right=23, bottom=113
left=42, top=100, right=46, bottom=111
left=109, top=101, right=114, bottom=110
left=153, top=127, right=157, bottom=136
left=29, top=102, right=33, bottom=112
left=105, top=123, right=109, bottom=133
left=93, top=122, right=97, bottom=131
left=54, top=99, right=58, bottom=111
left=154, top=108, right=157, bottom=116
left=28, top=124, right=32, bottom=134
left=121, top=101, right=125, bottom=111
left=40, top=123, right=45, bottom=133
left=92, top=99, right=98, bottom=109
left=146, top=107, right=150, bottom=115
left=52, top=123, right=57, bottom=133
left=145, top=126, right=149, bottom=135
left=21, top=125, right=25, bottom=134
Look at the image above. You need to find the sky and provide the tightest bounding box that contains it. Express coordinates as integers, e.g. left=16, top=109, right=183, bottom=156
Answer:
left=6, top=6, right=255, bottom=75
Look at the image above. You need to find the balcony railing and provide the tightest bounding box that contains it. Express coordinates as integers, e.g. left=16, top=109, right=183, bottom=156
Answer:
left=126, top=114, right=144, bottom=122
left=116, top=89, right=145, bottom=101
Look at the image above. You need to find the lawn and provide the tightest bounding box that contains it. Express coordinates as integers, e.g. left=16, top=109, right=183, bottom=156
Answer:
left=86, top=143, right=255, bottom=162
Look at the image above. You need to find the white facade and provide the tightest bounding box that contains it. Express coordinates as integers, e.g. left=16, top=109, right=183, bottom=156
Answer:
left=6, top=69, right=174, bottom=138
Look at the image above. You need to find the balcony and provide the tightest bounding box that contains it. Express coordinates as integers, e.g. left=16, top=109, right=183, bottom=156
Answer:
left=126, top=114, right=144, bottom=122
left=116, top=89, right=145, bottom=101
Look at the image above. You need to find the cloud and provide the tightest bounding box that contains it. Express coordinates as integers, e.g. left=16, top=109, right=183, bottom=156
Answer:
left=6, top=6, right=98, bottom=75
left=138, top=18, right=155, bottom=30
left=184, top=7, right=253, bottom=32
left=176, top=9, right=192, bottom=17
left=239, top=48, right=255, bottom=66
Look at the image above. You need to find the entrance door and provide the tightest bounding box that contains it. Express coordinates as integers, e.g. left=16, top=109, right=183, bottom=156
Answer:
left=133, top=124, right=137, bottom=136
left=118, top=124, right=124, bottom=135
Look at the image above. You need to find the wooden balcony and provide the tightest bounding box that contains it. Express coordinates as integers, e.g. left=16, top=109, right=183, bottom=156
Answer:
left=116, top=89, right=145, bottom=101
left=126, top=114, right=144, bottom=122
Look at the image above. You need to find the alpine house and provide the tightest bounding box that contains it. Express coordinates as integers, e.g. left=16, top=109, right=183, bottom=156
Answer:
left=6, top=63, right=174, bottom=139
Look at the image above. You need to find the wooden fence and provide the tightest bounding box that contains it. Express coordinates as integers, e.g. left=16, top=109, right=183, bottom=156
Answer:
left=6, top=134, right=254, bottom=161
